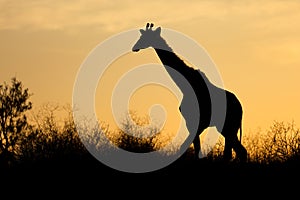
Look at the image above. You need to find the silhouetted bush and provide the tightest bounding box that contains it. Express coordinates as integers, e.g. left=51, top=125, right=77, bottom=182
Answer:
left=112, top=111, right=157, bottom=153
left=18, top=103, right=88, bottom=165
left=108, top=110, right=178, bottom=154
left=1, top=77, right=300, bottom=173
left=254, top=120, right=300, bottom=164
left=206, top=120, right=300, bottom=165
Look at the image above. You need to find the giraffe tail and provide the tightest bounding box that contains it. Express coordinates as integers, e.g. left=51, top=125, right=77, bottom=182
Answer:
left=239, top=118, right=243, bottom=143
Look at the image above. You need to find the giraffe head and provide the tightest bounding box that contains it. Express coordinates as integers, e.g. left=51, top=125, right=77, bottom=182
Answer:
left=132, top=23, right=162, bottom=52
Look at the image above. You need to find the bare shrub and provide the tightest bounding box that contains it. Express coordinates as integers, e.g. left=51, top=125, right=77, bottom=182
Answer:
left=109, top=110, right=178, bottom=155
left=261, top=121, right=300, bottom=163
left=19, top=103, right=87, bottom=163
left=201, top=121, right=300, bottom=164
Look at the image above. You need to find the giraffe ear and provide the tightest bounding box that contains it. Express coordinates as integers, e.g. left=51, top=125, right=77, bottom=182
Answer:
left=154, top=27, right=161, bottom=35
left=140, top=29, right=146, bottom=34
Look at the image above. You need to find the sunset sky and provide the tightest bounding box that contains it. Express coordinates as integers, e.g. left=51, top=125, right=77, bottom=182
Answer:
left=1, top=0, right=300, bottom=137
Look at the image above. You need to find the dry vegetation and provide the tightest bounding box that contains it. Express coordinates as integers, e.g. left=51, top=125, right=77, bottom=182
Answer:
left=207, top=120, right=300, bottom=164
left=1, top=78, right=300, bottom=181
left=3, top=102, right=299, bottom=169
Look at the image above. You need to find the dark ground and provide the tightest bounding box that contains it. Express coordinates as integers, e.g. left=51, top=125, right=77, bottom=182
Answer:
left=3, top=152, right=299, bottom=198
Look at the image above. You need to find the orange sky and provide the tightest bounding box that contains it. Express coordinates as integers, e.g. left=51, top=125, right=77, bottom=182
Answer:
left=1, top=0, right=300, bottom=136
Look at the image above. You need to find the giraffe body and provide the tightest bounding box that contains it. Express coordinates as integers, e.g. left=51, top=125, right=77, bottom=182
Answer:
left=132, top=23, right=247, bottom=162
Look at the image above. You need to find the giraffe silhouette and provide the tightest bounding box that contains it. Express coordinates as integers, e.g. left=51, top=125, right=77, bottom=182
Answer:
left=132, top=23, right=247, bottom=162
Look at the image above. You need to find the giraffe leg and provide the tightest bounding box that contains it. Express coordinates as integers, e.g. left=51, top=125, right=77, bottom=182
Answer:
left=192, top=127, right=206, bottom=160
left=223, top=133, right=247, bottom=162
left=193, top=134, right=201, bottom=160
left=223, top=135, right=233, bottom=161
left=220, top=122, right=244, bottom=162
left=233, top=139, right=247, bottom=162
left=179, top=104, right=207, bottom=160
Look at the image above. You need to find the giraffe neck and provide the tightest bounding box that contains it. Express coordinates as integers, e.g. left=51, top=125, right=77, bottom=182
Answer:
left=153, top=37, right=190, bottom=72
left=153, top=37, right=209, bottom=92
left=153, top=36, right=223, bottom=129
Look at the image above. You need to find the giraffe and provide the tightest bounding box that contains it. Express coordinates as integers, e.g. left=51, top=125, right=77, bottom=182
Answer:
left=132, top=23, right=247, bottom=162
